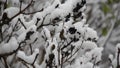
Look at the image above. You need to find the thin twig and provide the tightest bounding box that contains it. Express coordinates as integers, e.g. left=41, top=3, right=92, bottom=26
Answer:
left=4, top=0, right=7, bottom=9
left=61, top=40, right=74, bottom=50
left=32, top=54, right=39, bottom=65
left=18, top=18, right=27, bottom=29
left=64, top=40, right=84, bottom=63
left=23, top=8, right=44, bottom=15
left=0, top=58, right=5, bottom=67
left=9, top=53, right=17, bottom=67
left=7, top=19, right=19, bottom=42
left=29, top=44, right=33, bottom=54
left=0, top=27, right=3, bottom=42
left=117, top=48, right=120, bottom=68
left=3, top=57, right=9, bottom=68
left=63, top=29, right=86, bottom=64
left=37, top=13, right=50, bottom=30
left=9, top=0, right=34, bottom=22
left=0, top=41, right=25, bottom=57
left=20, top=1, right=22, bottom=11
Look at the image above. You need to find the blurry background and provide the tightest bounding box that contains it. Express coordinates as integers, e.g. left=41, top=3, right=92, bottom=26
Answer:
left=86, top=0, right=120, bottom=67
left=0, top=0, right=120, bottom=68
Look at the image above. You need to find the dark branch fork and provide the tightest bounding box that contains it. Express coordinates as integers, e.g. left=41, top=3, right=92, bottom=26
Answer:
left=9, top=0, right=34, bottom=22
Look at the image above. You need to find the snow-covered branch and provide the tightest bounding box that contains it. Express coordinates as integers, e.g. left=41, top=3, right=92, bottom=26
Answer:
left=0, top=0, right=104, bottom=68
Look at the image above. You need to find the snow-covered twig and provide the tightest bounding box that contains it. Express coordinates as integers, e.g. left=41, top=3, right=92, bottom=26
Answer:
left=9, top=0, right=34, bottom=22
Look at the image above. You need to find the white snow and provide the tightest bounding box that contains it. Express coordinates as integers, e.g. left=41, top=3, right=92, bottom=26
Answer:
left=42, top=27, right=51, bottom=40
left=82, top=41, right=97, bottom=50
left=17, top=48, right=39, bottom=64
left=0, top=37, right=18, bottom=54
left=3, top=7, right=19, bottom=18
left=85, top=27, right=98, bottom=40
left=85, top=47, right=103, bottom=63
left=17, top=25, right=37, bottom=43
